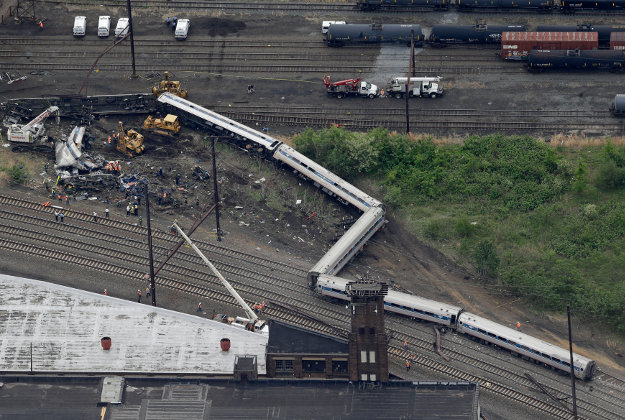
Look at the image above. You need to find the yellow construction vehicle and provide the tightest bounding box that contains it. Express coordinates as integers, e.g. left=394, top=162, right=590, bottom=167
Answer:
left=143, top=114, right=181, bottom=137
left=152, top=71, right=187, bottom=98
left=116, top=121, right=145, bottom=157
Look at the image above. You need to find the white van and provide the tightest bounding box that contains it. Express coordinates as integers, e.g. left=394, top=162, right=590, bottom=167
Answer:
left=73, top=16, right=86, bottom=37
left=175, top=19, right=190, bottom=40
left=321, top=21, right=346, bottom=35
left=115, top=17, right=129, bottom=38
left=98, top=16, right=111, bottom=38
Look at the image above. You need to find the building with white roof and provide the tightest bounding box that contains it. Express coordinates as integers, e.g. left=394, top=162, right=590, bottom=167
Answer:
left=0, top=274, right=267, bottom=375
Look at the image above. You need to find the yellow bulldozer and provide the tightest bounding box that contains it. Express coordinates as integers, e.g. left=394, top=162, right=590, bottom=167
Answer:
left=143, top=114, right=181, bottom=137
left=116, top=121, right=145, bottom=158
left=152, top=71, right=187, bottom=98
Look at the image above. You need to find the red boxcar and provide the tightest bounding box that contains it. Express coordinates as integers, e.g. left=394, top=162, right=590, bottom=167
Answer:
left=501, top=32, right=598, bottom=61
left=611, top=32, right=625, bottom=50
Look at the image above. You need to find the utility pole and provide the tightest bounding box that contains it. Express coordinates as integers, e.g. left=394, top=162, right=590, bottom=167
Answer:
left=567, top=304, right=578, bottom=419
left=126, top=0, right=137, bottom=78
left=211, top=137, right=221, bottom=241
left=405, top=29, right=415, bottom=134
left=145, top=183, right=156, bottom=306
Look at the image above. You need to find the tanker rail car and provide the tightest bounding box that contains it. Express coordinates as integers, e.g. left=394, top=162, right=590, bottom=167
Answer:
left=326, top=23, right=424, bottom=47
left=357, top=0, right=625, bottom=11
left=611, top=94, right=625, bottom=116
left=528, top=49, right=625, bottom=71
left=314, top=274, right=596, bottom=380
left=429, top=24, right=527, bottom=46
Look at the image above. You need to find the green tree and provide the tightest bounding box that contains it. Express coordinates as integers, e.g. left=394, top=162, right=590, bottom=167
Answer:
left=7, top=165, right=26, bottom=185
left=573, top=161, right=588, bottom=193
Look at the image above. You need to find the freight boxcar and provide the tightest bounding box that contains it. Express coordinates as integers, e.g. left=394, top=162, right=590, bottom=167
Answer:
left=429, top=24, right=526, bottom=46
left=536, top=25, right=625, bottom=47
left=527, top=49, right=625, bottom=71
left=611, top=94, right=625, bottom=116
left=611, top=32, right=625, bottom=50
left=501, top=32, right=598, bottom=60
left=326, top=23, right=424, bottom=47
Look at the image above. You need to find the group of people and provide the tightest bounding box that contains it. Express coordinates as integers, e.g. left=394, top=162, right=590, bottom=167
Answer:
left=105, top=161, right=121, bottom=172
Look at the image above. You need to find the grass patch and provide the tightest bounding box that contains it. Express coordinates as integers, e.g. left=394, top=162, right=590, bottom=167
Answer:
left=293, top=129, right=625, bottom=335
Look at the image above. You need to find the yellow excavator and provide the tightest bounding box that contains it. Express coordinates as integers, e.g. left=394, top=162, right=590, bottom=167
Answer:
left=116, top=121, right=145, bottom=157
left=143, top=114, right=181, bottom=137
left=152, top=71, right=187, bottom=98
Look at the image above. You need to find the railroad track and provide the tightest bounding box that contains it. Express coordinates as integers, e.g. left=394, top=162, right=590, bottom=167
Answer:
left=2, top=193, right=625, bottom=419
left=215, top=109, right=625, bottom=133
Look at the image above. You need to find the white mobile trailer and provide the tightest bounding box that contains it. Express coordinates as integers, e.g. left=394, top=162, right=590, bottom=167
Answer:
left=321, top=21, right=346, bottom=35
left=175, top=19, right=190, bottom=40
left=115, top=17, right=129, bottom=38
left=98, top=16, right=111, bottom=37
left=73, top=16, right=86, bottom=37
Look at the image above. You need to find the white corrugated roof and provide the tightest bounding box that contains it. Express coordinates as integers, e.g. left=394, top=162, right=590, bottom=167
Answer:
left=0, top=274, right=267, bottom=374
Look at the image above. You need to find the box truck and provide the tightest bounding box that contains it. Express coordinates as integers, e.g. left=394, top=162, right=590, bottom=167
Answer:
left=115, top=17, right=129, bottom=38
left=98, top=16, right=111, bottom=37
left=73, top=16, right=86, bottom=37
left=175, top=19, right=190, bottom=40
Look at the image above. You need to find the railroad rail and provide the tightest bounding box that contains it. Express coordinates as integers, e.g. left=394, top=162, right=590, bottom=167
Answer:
left=1, top=193, right=624, bottom=419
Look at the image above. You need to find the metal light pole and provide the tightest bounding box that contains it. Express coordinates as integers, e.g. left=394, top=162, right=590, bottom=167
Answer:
left=126, top=0, right=137, bottom=78
left=145, top=183, right=156, bottom=306
left=567, top=304, right=578, bottom=419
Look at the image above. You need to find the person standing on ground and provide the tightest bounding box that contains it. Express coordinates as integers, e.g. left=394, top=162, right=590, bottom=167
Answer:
left=126, top=205, right=130, bottom=216
left=405, top=360, right=411, bottom=371
left=137, top=289, right=142, bottom=303
left=65, top=196, right=70, bottom=206
left=103, top=289, right=108, bottom=295
left=93, top=211, right=98, bottom=223
left=146, top=286, right=151, bottom=297
left=60, top=212, right=65, bottom=223
left=54, top=210, right=59, bottom=222
left=105, top=208, right=110, bottom=218
left=197, top=302, right=202, bottom=312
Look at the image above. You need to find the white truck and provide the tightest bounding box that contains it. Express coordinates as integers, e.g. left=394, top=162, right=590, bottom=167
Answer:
left=115, top=17, right=129, bottom=38
left=175, top=19, right=190, bottom=40
left=73, top=16, right=86, bottom=37
left=323, top=75, right=379, bottom=99
left=388, top=76, right=444, bottom=99
left=98, top=16, right=111, bottom=37
left=321, top=21, right=346, bottom=35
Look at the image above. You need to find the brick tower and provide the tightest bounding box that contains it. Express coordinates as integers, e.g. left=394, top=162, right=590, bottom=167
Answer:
left=347, top=281, right=389, bottom=382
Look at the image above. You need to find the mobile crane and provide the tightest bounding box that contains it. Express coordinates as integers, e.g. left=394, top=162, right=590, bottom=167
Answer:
left=172, top=223, right=269, bottom=335
left=323, top=75, right=379, bottom=99
left=7, top=106, right=60, bottom=144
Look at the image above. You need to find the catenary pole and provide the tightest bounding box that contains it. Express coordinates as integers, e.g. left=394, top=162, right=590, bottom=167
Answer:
left=145, top=183, right=156, bottom=306
left=126, top=0, right=137, bottom=78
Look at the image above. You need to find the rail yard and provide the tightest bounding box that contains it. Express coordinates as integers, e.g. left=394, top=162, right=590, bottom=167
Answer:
left=2, top=1, right=625, bottom=419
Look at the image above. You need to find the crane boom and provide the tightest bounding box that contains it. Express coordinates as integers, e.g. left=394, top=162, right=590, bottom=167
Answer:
left=7, top=106, right=60, bottom=143
left=172, top=223, right=259, bottom=323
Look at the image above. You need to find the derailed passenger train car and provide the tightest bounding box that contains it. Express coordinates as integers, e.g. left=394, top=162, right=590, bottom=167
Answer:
left=458, top=312, right=596, bottom=380
left=528, top=49, right=625, bottom=71
left=429, top=24, right=527, bottom=46
left=326, top=23, right=424, bottom=47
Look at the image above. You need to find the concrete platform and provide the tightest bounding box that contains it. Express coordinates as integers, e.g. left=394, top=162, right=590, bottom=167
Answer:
left=0, top=274, right=267, bottom=374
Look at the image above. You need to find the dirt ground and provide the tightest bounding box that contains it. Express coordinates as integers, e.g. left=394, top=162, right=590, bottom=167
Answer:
left=1, top=2, right=624, bottom=380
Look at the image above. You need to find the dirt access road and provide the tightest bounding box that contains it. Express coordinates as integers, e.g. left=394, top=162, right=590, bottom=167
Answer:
left=1, top=0, right=624, bottom=384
